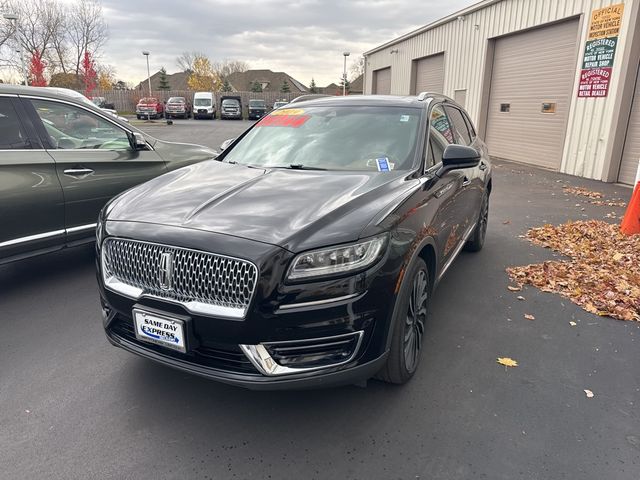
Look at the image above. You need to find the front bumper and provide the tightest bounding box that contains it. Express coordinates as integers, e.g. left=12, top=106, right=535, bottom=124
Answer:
left=97, top=221, right=401, bottom=389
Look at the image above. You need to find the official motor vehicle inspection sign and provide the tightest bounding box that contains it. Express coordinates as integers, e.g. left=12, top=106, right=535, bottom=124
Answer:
left=578, top=3, right=624, bottom=98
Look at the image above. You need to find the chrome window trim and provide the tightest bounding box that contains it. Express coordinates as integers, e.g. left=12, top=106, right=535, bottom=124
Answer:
left=100, top=237, right=259, bottom=320
left=239, top=331, right=364, bottom=376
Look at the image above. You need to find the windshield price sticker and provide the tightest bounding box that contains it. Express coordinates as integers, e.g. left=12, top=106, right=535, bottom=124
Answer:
left=271, top=108, right=306, bottom=116
left=257, top=114, right=311, bottom=128
left=376, top=157, right=391, bottom=172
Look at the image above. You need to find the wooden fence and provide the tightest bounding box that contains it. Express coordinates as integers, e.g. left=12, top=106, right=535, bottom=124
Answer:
left=90, top=89, right=306, bottom=113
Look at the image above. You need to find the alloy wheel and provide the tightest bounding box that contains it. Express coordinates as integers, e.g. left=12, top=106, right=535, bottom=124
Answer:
left=403, top=269, right=429, bottom=372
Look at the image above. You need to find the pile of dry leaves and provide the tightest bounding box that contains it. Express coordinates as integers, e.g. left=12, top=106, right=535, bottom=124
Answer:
left=507, top=220, right=640, bottom=321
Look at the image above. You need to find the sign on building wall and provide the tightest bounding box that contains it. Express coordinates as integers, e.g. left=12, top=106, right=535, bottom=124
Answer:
left=578, top=3, right=624, bottom=98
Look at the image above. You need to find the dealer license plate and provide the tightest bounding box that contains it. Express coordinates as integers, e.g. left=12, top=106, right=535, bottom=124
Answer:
left=133, top=309, right=186, bottom=353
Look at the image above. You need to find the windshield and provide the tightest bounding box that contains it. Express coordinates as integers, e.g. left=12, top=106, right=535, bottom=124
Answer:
left=168, top=97, right=185, bottom=103
left=194, top=98, right=211, bottom=106
left=224, top=106, right=422, bottom=171
left=222, top=99, right=239, bottom=106
left=139, top=98, right=157, bottom=104
left=249, top=100, right=265, bottom=107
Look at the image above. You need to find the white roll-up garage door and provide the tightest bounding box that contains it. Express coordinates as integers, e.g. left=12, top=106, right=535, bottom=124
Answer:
left=485, top=19, right=580, bottom=170
left=619, top=63, right=640, bottom=185
left=373, top=67, right=391, bottom=95
left=413, top=53, right=444, bottom=95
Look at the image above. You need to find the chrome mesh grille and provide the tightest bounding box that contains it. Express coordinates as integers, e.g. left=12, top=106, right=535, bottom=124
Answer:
left=102, top=238, right=257, bottom=315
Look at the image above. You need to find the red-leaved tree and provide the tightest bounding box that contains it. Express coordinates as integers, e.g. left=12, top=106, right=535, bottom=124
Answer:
left=81, top=51, right=98, bottom=96
left=29, top=51, right=47, bottom=87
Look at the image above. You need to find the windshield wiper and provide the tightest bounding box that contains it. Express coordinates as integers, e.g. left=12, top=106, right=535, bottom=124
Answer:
left=284, top=164, right=327, bottom=171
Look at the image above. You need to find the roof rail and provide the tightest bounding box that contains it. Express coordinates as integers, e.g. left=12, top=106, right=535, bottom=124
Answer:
left=417, top=92, right=432, bottom=101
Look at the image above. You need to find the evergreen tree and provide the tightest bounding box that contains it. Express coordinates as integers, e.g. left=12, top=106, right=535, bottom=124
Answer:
left=221, top=79, right=233, bottom=92
left=158, top=67, right=171, bottom=90
left=280, top=79, right=291, bottom=93
left=309, top=78, right=317, bottom=94
left=250, top=80, right=263, bottom=92
left=339, top=77, right=351, bottom=95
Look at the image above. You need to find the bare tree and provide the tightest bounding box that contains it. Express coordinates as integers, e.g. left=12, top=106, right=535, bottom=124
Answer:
left=349, top=56, right=364, bottom=81
left=67, top=0, right=107, bottom=74
left=0, top=0, right=16, bottom=51
left=0, top=0, right=108, bottom=81
left=176, top=51, right=206, bottom=73
left=213, top=59, right=249, bottom=80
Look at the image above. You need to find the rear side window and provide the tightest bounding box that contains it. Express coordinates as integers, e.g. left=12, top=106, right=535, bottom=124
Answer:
left=0, top=98, right=31, bottom=149
left=429, top=104, right=454, bottom=146
left=445, top=106, right=472, bottom=146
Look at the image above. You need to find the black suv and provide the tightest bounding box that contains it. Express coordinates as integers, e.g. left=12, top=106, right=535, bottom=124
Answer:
left=247, top=99, right=267, bottom=120
left=97, top=94, right=492, bottom=389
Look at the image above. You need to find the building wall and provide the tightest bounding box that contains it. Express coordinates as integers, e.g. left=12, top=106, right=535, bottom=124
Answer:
left=364, top=0, right=639, bottom=182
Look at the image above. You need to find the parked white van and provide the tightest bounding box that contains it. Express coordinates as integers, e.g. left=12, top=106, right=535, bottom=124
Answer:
left=193, top=92, right=216, bottom=120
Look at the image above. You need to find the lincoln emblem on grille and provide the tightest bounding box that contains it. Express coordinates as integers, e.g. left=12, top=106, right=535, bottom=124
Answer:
left=158, top=251, right=174, bottom=291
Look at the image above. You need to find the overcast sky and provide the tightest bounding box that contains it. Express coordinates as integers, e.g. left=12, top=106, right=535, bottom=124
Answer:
left=99, top=0, right=473, bottom=87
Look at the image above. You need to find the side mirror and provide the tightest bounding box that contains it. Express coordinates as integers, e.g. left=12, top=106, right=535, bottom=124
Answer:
left=437, top=144, right=480, bottom=176
left=219, top=138, right=235, bottom=152
left=130, top=132, right=147, bottom=150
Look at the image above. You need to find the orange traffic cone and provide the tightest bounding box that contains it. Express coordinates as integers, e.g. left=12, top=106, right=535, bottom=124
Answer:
left=620, top=181, right=640, bottom=236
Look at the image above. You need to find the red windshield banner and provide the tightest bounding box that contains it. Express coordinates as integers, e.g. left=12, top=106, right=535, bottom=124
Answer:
left=257, top=114, right=311, bottom=128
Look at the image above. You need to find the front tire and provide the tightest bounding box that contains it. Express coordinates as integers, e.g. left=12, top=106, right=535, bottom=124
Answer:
left=377, top=257, right=430, bottom=384
left=465, top=190, right=489, bottom=252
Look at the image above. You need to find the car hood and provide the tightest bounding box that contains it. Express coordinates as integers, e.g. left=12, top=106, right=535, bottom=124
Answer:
left=106, top=160, right=417, bottom=252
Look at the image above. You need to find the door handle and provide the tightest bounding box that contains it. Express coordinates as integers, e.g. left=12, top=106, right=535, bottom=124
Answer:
left=63, top=168, right=94, bottom=176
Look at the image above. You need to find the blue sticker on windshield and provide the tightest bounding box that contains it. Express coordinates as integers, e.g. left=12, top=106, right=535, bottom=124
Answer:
left=376, top=157, right=390, bottom=172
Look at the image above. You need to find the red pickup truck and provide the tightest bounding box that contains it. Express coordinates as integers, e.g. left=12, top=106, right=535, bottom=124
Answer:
left=136, top=97, right=164, bottom=119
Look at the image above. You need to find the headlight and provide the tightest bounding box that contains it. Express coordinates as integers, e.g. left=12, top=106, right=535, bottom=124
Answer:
left=287, top=234, right=388, bottom=281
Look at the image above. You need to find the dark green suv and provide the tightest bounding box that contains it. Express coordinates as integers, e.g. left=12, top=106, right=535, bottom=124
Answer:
left=0, top=85, right=218, bottom=264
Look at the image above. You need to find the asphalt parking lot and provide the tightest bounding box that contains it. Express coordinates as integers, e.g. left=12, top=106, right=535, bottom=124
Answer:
left=1, top=119, right=639, bottom=480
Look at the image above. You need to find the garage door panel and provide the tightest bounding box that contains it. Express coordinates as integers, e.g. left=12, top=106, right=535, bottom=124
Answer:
left=486, top=19, right=580, bottom=169
left=619, top=64, right=640, bottom=185
left=413, top=53, right=444, bottom=94
left=373, top=67, right=391, bottom=95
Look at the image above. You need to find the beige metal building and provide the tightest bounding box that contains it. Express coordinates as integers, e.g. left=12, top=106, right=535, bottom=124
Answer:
left=363, top=0, right=640, bottom=185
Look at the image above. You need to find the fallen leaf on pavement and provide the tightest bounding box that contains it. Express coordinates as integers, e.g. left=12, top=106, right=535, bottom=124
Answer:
left=507, top=285, right=522, bottom=292
left=569, top=321, right=577, bottom=326
left=497, top=357, right=518, bottom=367
left=503, top=220, right=511, bottom=225
left=584, top=389, right=594, bottom=398
left=563, top=186, right=604, bottom=199
left=590, top=199, right=627, bottom=207
left=524, top=314, right=535, bottom=320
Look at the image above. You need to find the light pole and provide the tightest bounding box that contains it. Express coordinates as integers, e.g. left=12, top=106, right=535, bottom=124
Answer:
left=3, top=13, right=27, bottom=86
left=142, top=51, right=151, bottom=97
left=342, top=51, right=350, bottom=96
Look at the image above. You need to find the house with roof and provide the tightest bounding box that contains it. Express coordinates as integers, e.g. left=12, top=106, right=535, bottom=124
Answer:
left=226, top=69, right=307, bottom=93
left=135, top=70, right=191, bottom=91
